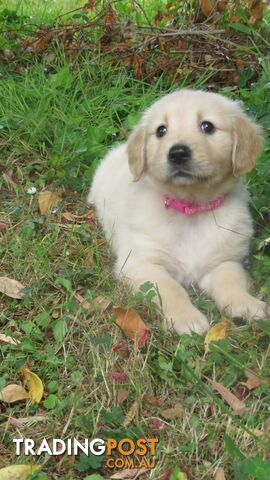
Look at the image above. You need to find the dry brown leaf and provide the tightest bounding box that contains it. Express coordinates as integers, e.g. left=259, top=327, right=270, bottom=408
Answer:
left=103, top=5, right=117, bottom=24
left=215, top=467, right=226, bottom=480
left=27, top=31, right=54, bottom=53
left=75, top=293, right=92, bottom=310
left=144, top=395, right=162, bottom=407
left=112, top=341, right=130, bottom=359
left=134, top=54, right=143, bottom=78
left=148, top=417, right=164, bottom=430
left=114, top=307, right=149, bottom=343
left=75, top=293, right=111, bottom=312
left=83, top=0, right=96, bottom=10
left=0, top=277, right=25, bottom=299
left=204, top=319, right=229, bottom=353
left=2, top=172, right=18, bottom=186
left=110, top=467, right=149, bottom=479
left=62, top=210, right=95, bottom=222
left=0, top=333, right=20, bottom=345
left=201, top=0, right=216, bottom=17
left=8, top=415, right=47, bottom=428
left=0, top=384, right=29, bottom=403
left=160, top=402, right=183, bottom=420
left=94, top=295, right=112, bottom=311
left=111, top=371, right=128, bottom=383
left=206, top=377, right=247, bottom=415
left=122, top=394, right=145, bottom=428
left=240, top=370, right=269, bottom=390
left=38, top=191, right=61, bottom=215
left=249, top=0, right=266, bottom=25
left=117, top=388, right=129, bottom=404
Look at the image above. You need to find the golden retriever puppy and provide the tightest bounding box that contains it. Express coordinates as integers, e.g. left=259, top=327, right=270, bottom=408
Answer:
left=89, top=89, right=269, bottom=334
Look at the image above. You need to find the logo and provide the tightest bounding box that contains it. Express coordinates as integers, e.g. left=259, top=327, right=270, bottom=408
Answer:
left=13, top=437, right=158, bottom=469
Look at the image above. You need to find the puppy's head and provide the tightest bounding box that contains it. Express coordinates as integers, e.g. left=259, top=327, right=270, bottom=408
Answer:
left=127, top=90, right=263, bottom=189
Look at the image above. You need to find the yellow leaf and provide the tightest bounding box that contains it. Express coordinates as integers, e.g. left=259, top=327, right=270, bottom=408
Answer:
left=0, top=384, right=29, bottom=403
left=204, top=319, right=229, bottom=353
left=0, top=465, right=41, bottom=479
left=22, top=366, right=44, bottom=403
left=0, top=277, right=25, bottom=299
left=38, top=191, right=61, bottom=215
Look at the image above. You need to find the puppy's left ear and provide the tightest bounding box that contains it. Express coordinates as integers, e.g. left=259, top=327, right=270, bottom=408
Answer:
left=127, top=124, right=146, bottom=181
left=232, top=112, right=264, bottom=176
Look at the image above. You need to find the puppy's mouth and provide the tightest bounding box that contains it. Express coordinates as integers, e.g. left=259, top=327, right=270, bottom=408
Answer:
left=169, top=167, right=211, bottom=182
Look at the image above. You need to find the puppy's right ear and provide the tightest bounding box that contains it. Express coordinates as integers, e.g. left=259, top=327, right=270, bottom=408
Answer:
left=127, top=124, right=146, bottom=181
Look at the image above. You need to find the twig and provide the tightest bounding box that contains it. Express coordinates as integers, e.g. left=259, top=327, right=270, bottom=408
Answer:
left=154, top=29, right=226, bottom=37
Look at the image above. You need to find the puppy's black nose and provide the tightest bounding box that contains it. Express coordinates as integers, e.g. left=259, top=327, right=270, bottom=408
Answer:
left=168, top=144, right=192, bottom=164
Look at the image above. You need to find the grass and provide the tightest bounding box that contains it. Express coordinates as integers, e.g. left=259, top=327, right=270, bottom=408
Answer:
left=1, top=2, right=270, bottom=480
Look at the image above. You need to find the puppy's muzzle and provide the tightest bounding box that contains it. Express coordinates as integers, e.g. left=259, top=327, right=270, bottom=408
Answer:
left=168, top=144, right=192, bottom=165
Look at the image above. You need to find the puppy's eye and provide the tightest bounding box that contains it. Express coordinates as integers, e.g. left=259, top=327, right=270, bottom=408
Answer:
left=200, top=121, right=215, bottom=134
left=156, top=125, right=167, bottom=138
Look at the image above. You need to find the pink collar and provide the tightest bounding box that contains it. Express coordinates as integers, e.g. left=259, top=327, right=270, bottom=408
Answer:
left=163, top=194, right=226, bottom=215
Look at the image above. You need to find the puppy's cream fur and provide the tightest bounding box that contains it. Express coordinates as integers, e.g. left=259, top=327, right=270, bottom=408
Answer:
left=89, top=90, right=268, bottom=334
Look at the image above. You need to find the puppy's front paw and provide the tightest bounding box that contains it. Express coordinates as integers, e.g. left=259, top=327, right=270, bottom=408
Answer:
left=229, top=295, right=269, bottom=322
left=167, top=306, right=209, bottom=335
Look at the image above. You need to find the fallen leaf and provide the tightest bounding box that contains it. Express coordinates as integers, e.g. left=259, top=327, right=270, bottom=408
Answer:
left=249, top=0, right=267, bottom=25
left=122, top=394, right=144, bottom=428
left=110, top=467, right=149, bottom=479
left=148, top=417, right=164, bottom=430
left=103, top=5, right=116, bottom=24
left=114, top=307, right=150, bottom=345
left=112, top=341, right=130, bottom=359
left=240, top=370, right=269, bottom=390
left=83, top=0, right=96, bottom=9
left=0, top=277, right=25, bottom=299
left=134, top=53, right=143, bottom=78
left=206, top=377, right=247, bottom=416
left=160, top=402, right=183, bottom=420
left=117, top=388, right=128, bottom=404
left=38, top=191, right=61, bottom=215
left=75, top=293, right=111, bottom=312
left=2, top=172, right=18, bottom=186
left=27, top=30, right=54, bottom=53
left=201, top=0, right=216, bottom=17
left=144, top=395, right=162, bottom=407
left=111, top=371, right=128, bottom=383
left=215, top=466, right=226, bottom=480
left=0, top=465, right=41, bottom=480
left=161, top=469, right=173, bottom=480
left=7, top=415, right=47, bottom=428
left=0, top=333, right=20, bottom=345
left=204, top=319, right=229, bottom=353
left=137, top=328, right=150, bottom=348
left=22, top=365, right=44, bottom=403
left=62, top=210, right=95, bottom=223
left=94, top=295, right=112, bottom=311
left=0, top=384, right=29, bottom=403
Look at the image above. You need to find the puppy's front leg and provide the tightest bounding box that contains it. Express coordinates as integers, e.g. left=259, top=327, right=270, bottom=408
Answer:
left=119, top=262, right=209, bottom=335
left=200, top=261, right=269, bottom=321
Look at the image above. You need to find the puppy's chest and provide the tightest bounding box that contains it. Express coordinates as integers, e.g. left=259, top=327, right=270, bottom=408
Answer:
left=161, top=211, right=249, bottom=284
